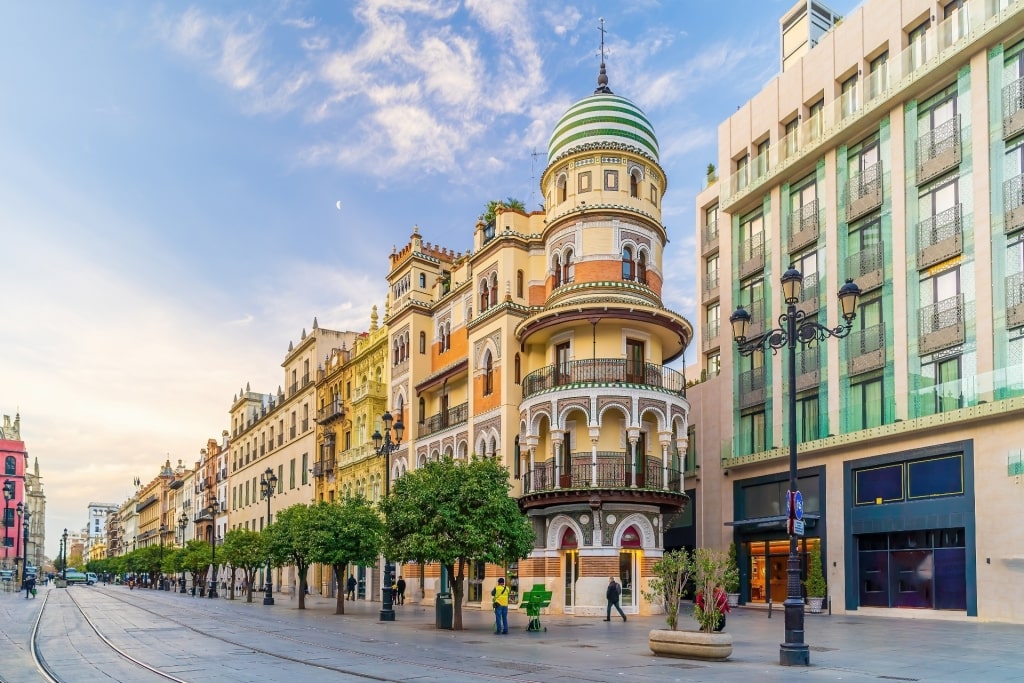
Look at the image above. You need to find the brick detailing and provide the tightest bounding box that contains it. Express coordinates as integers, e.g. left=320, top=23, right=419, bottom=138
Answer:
left=556, top=398, right=590, bottom=423
left=581, top=557, right=619, bottom=577
left=619, top=229, right=652, bottom=249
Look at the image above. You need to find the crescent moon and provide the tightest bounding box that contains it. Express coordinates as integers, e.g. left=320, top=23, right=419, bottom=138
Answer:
left=335, top=200, right=342, bottom=210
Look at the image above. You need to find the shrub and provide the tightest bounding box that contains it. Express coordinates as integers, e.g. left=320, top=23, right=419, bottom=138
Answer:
left=641, top=549, right=694, bottom=631
left=805, top=545, right=827, bottom=598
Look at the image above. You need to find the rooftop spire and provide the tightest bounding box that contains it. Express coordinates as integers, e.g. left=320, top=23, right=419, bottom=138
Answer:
left=595, top=17, right=612, bottom=94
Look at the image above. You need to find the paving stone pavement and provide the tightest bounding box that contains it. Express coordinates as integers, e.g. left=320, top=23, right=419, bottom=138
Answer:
left=3, top=582, right=1023, bottom=682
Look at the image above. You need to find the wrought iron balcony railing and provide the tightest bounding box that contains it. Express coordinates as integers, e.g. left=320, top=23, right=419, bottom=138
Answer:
left=417, top=401, right=469, bottom=438
left=522, top=359, right=686, bottom=400
left=521, top=453, right=684, bottom=494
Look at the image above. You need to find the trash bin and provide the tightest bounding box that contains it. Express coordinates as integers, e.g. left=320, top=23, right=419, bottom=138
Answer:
left=435, top=592, right=453, bottom=629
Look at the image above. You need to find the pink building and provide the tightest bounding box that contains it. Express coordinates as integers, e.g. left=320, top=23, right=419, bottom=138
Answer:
left=1, top=435, right=27, bottom=569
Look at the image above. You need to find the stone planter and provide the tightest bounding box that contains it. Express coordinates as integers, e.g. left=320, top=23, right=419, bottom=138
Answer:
left=648, top=629, right=733, bottom=661
left=807, top=596, right=824, bottom=614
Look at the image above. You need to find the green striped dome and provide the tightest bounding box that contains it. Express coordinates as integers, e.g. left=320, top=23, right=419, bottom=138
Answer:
left=548, top=93, right=658, bottom=163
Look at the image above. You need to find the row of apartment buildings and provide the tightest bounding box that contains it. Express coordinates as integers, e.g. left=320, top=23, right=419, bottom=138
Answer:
left=96, top=0, right=1023, bottom=622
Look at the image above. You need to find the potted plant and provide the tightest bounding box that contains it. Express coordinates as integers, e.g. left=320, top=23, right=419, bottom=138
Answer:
left=805, top=545, right=827, bottom=614
left=706, top=163, right=718, bottom=185
left=724, top=543, right=740, bottom=607
left=644, top=548, right=734, bottom=661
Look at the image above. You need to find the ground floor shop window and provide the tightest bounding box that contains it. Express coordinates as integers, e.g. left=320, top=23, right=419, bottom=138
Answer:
left=857, top=528, right=965, bottom=610
left=468, top=560, right=485, bottom=603
left=745, top=538, right=817, bottom=603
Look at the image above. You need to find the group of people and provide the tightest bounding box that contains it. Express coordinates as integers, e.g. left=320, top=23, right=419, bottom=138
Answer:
left=344, top=574, right=406, bottom=604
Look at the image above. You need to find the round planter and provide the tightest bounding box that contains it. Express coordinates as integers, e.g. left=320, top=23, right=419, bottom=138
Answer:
left=648, top=629, right=733, bottom=661
left=807, top=596, right=824, bottom=614
left=726, top=592, right=740, bottom=608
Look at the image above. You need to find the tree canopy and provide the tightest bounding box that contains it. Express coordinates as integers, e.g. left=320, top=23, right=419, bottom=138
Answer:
left=479, top=198, right=525, bottom=224
left=379, top=457, right=534, bottom=630
left=266, top=503, right=318, bottom=610
left=308, top=497, right=384, bottom=615
left=221, top=528, right=269, bottom=603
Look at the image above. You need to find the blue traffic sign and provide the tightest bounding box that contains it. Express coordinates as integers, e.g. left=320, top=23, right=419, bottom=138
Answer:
left=794, top=491, right=804, bottom=521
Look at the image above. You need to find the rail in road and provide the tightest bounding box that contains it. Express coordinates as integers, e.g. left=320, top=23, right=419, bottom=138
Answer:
left=28, top=587, right=550, bottom=683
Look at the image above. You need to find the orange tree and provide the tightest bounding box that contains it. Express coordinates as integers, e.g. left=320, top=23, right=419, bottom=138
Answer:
left=308, top=497, right=383, bottom=615
left=221, top=529, right=269, bottom=603
left=378, top=457, right=533, bottom=630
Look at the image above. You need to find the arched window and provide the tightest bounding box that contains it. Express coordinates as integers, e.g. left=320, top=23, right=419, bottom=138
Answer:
left=514, top=353, right=521, bottom=385
left=489, top=436, right=497, bottom=458
left=393, top=341, right=399, bottom=366
left=418, top=397, right=425, bottom=423
left=444, top=445, right=454, bottom=460
left=516, top=270, right=524, bottom=298
left=419, top=331, right=426, bottom=354
left=4, top=456, right=14, bottom=475
left=396, top=395, right=405, bottom=427
left=438, top=324, right=446, bottom=353
left=630, top=171, right=640, bottom=198
left=638, top=251, right=647, bottom=285
left=483, top=350, right=494, bottom=395
left=489, top=274, right=498, bottom=307
left=622, top=246, right=634, bottom=281
left=444, top=322, right=451, bottom=352
left=552, top=255, right=562, bottom=287
left=480, top=282, right=489, bottom=311
left=419, top=273, right=426, bottom=288
left=563, top=248, right=574, bottom=284
left=557, top=175, right=567, bottom=203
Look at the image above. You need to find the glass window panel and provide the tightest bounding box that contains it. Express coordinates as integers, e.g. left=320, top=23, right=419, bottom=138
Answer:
left=933, top=548, right=967, bottom=610
left=743, top=480, right=784, bottom=518
left=855, top=463, right=904, bottom=505
left=796, top=475, right=820, bottom=514
left=859, top=550, right=890, bottom=606
left=907, top=455, right=963, bottom=498
left=891, top=550, right=933, bottom=608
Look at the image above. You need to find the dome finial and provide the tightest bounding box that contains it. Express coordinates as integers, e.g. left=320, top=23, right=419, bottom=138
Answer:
left=595, top=17, right=612, bottom=94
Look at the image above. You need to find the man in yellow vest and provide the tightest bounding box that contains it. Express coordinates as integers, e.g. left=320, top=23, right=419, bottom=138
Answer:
left=491, top=577, right=510, bottom=634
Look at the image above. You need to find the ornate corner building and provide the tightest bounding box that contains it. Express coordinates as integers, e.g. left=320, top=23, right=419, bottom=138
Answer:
left=383, top=63, right=693, bottom=616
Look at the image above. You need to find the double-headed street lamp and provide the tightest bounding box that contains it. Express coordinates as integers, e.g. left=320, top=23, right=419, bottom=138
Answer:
left=2, top=480, right=13, bottom=567
left=61, top=528, right=68, bottom=581
left=14, top=502, right=24, bottom=581
left=730, top=267, right=860, bottom=667
left=260, top=467, right=278, bottom=606
left=159, top=523, right=167, bottom=590
left=21, top=509, right=31, bottom=585
left=207, top=498, right=220, bottom=598
left=177, top=512, right=188, bottom=593
left=372, top=410, right=404, bottom=622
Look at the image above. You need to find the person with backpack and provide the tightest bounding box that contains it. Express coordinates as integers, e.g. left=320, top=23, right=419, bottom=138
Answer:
left=491, top=577, right=510, bottom=634
left=604, top=576, right=626, bottom=622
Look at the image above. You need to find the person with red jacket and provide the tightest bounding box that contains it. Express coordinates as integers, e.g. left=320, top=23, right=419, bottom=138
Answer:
left=696, top=585, right=731, bottom=631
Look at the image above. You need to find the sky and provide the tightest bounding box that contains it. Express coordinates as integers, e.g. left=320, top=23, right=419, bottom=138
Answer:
left=0, top=0, right=860, bottom=559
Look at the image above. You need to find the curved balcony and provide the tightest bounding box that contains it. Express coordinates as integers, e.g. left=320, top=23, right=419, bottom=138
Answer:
left=522, top=359, right=685, bottom=400
left=519, top=454, right=687, bottom=513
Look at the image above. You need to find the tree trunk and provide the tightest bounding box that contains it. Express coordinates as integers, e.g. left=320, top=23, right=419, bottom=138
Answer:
left=334, top=564, right=345, bottom=615
left=246, top=569, right=254, bottom=603
left=452, top=560, right=465, bottom=631
left=229, top=568, right=237, bottom=600
left=297, top=564, right=307, bottom=610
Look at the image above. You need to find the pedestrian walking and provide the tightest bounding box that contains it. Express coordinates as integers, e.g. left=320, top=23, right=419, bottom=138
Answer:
left=346, top=574, right=357, bottom=600
left=604, top=576, right=626, bottom=621
left=24, top=575, right=36, bottom=599
left=491, top=577, right=510, bottom=634
left=396, top=577, right=406, bottom=605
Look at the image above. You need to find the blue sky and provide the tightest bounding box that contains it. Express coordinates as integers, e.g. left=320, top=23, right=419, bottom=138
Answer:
left=0, top=0, right=859, bottom=558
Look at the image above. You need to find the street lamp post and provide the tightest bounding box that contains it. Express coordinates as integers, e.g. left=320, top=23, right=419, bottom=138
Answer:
left=21, top=510, right=31, bottom=586
left=260, top=467, right=278, bottom=606
left=207, top=498, right=219, bottom=598
left=730, top=267, right=860, bottom=667
left=2, top=480, right=13, bottom=568
left=61, top=528, right=68, bottom=581
left=14, top=502, right=23, bottom=582
left=178, top=511, right=188, bottom=593
left=372, top=410, right=404, bottom=622
left=159, top=524, right=167, bottom=590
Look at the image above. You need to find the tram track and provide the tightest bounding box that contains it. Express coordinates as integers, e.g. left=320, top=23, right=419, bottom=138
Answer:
left=47, top=587, right=549, bottom=683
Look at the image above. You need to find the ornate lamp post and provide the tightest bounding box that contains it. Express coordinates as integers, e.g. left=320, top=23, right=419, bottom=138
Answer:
left=61, top=528, right=68, bottom=581
left=178, top=511, right=188, bottom=593
left=158, top=523, right=167, bottom=590
left=2, top=480, right=13, bottom=568
left=730, top=267, right=860, bottom=667
left=371, top=410, right=404, bottom=622
left=21, top=509, right=31, bottom=586
left=260, top=467, right=278, bottom=606
left=207, top=498, right=219, bottom=598
left=14, top=501, right=23, bottom=581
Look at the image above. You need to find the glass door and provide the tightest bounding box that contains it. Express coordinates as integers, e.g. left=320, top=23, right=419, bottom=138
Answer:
left=563, top=550, right=579, bottom=610
left=619, top=551, right=637, bottom=609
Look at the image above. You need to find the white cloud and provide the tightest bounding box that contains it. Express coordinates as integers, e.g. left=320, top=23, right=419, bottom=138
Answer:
left=282, top=16, right=317, bottom=30
left=541, top=6, right=581, bottom=36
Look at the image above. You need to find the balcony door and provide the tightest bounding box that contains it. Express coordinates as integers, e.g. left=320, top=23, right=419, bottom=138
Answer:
left=626, top=339, right=645, bottom=383
left=555, top=342, right=572, bottom=386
